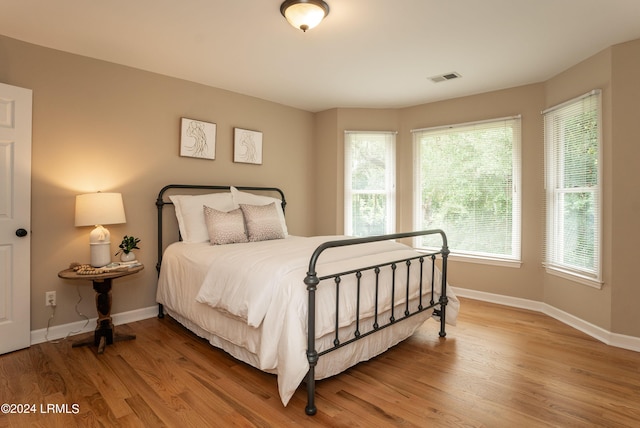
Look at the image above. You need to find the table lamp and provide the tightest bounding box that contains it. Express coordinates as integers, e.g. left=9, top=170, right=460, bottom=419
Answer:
left=75, top=192, right=126, bottom=267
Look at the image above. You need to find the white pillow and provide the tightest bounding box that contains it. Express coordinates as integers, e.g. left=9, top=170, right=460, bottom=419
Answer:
left=204, top=206, right=248, bottom=245
left=230, top=186, right=288, bottom=235
left=169, top=193, right=237, bottom=242
left=240, top=203, right=285, bottom=242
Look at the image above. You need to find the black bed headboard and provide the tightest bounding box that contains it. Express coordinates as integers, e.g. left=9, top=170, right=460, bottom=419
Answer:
left=155, top=184, right=286, bottom=275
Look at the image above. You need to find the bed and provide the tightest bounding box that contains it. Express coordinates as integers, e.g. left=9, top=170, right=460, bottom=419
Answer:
left=155, top=184, right=459, bottom=415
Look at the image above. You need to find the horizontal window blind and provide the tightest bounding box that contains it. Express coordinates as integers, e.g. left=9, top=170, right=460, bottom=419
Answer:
left=413, top=116, right=521, bottom=260
left=344, top=131, right=396, bottom=237
left=544, top=90, right=602, bottom=282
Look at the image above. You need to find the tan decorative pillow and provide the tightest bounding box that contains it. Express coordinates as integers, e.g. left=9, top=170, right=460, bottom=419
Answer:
left=203, top=206, right=248, bottom=245
left=230, top=186, right=288, bottom=235
left=240, top=203, right=285, bottom=242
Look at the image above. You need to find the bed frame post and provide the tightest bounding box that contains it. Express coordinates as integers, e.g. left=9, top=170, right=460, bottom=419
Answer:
left=156, top=191, right=166, bottom=318
left=304, top=269, right=319, bottom=416
left=439, top=243, right=450, bottom=337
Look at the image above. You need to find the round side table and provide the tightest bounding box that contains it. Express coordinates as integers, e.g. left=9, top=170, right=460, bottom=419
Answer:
left=58, top=264, right=144, bottom=354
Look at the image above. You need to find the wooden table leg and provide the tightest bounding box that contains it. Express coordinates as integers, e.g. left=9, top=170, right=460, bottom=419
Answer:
left=72, top=277, right=136, bottom=353
left=94, top=278, right=114, bottom=349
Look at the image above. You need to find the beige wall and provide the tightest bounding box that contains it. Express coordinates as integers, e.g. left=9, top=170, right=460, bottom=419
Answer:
left=0, top=36, right=315, bottom=330
left=540, top=38, right=640, bottom=338
left=319, top=42, right=639, bottom=338
left=402, top=85, right=546, bottom=302
left=313, top=109, right=340, bottom=235
left=2, top=33, right=638, bottom=339
left=542, top=47, right=614, bottom=329
left=610, top=39, right=640, bottom=337
left=321, top=85, right=546, bottom=303
left=313, top=108, right=400, bottom=235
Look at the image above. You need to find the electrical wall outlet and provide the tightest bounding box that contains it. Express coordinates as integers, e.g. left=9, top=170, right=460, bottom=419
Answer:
left=45, top=291, right=56, bottom=306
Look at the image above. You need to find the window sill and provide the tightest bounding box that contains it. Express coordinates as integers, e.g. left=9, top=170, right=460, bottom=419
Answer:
left=544, top=265, right=603, bottom=289
left=416, top=249, right=522, bottom=268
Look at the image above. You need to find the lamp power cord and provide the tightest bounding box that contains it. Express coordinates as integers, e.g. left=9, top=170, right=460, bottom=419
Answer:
left=44, top=285, right=90, bottom=343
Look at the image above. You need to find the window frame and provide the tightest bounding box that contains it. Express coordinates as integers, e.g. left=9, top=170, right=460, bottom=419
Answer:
left=344, top=131, right=396, bottom=237
left=543, top=90, right=603, bottom=287
left=412, top=116, right=522, bottom=264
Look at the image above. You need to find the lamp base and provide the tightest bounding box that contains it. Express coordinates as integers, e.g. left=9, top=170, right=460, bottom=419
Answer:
left=90, top=243, right=112, bottom=267
left=89, top=225, right=112, bottom=267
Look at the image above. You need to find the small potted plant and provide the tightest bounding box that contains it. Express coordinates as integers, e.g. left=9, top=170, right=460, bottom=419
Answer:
left=115, top=235, right=140, bottom=262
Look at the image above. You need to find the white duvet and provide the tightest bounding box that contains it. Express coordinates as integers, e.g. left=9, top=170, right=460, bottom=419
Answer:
left=158, top=235, right=459, bottom=405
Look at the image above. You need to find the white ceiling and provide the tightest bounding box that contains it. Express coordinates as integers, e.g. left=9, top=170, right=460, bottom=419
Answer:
left=2, top=0, right=640, bottom=112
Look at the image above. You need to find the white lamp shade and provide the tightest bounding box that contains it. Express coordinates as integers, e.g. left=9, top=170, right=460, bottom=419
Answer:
left=75, top=192, right=126, bottom=227
left=281, top=0, right=329, bottom=31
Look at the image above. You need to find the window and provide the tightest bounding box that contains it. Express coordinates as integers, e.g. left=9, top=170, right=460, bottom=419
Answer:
left=543, top=90, right=602, bottom=285
left=344, top=131, right=396, bottom=237
left=412, top=117, right=521, bottom=262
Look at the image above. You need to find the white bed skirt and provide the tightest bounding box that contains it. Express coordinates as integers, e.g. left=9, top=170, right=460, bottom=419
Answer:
left=161, top=303, right=434, bottom=404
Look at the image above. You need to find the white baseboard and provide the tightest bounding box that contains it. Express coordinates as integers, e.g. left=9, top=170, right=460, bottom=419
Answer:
left=452, top=287, right=640, bottom=353
left=32, top=291, right=640, bottom=354
left=30, top=305, right=159, bottom=345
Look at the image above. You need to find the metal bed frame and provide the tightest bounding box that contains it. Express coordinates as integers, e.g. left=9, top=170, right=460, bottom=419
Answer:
left=155, top=184, right=450, bottom=416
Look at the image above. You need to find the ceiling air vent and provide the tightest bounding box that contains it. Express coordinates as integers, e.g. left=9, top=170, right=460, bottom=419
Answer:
left=430, top=72, right=462, bottom=83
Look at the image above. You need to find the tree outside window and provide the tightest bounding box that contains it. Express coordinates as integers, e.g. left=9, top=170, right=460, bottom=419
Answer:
left=544, top=90, right=601, bottom=284
left=344, top=132, right=396, bottom=237
left=413, top=117, right=521, bottom=261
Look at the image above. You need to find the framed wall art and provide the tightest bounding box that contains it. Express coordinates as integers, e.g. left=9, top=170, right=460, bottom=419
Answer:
left=233, top=127, right=263, bottom=165
left=180, top=118, right=216, bottom=160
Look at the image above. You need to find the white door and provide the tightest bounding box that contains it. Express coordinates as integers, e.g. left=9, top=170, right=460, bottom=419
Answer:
left=0, top=82, right=32, bottom=354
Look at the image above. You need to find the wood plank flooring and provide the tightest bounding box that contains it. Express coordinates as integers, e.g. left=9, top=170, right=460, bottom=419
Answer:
left=1, top=297, right=639, bottom=427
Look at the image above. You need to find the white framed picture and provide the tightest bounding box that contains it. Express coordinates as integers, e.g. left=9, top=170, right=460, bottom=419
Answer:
left=233, top=128, right=263, bottom=165
left=180, top=118, right=216, bottom=160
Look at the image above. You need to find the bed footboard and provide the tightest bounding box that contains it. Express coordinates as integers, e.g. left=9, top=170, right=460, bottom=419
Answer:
left=303, top=230, right=449, bottom=416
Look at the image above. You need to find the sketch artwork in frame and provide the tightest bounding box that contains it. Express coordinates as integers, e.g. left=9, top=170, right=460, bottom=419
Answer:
left=234, top=128, right=263, bottom=165
left=180, top=118, right=216, bottom=160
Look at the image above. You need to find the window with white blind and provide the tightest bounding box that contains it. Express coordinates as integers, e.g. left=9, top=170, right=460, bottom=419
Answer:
left=412, top=117, right=522, bottom=262
left=543, top=90, right=602, bottom=286
left=344, top=131, right=396, bottom=237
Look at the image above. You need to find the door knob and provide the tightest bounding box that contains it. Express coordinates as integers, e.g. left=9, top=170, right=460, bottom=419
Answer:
left=15, top=228, right=28, bottom=237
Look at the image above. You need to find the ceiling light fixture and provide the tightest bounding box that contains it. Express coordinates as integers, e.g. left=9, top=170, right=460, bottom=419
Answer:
left=280, top=0, right=330, bottom=32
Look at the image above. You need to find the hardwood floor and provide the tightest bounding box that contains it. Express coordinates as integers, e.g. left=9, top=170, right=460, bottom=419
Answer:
left=1, top=297, right=639, bottom=427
